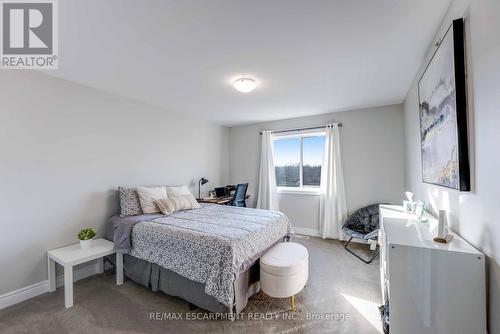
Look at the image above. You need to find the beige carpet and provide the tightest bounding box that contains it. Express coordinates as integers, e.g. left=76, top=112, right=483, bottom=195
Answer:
left=0, top=236, right=382, bottom=334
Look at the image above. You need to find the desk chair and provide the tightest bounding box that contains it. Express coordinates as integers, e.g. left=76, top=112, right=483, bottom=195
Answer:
left=231, top=183, right=248, bottom=207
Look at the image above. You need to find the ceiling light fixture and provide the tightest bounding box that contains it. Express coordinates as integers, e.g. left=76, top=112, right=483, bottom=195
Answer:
left=233, top=77, right=258, bottom=93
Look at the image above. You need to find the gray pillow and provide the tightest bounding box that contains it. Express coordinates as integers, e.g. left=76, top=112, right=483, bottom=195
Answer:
left=119, top=187, right=143, bottom=217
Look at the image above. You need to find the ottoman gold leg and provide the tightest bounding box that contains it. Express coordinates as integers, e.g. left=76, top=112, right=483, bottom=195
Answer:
left=291, top=295, right=295, bottom=311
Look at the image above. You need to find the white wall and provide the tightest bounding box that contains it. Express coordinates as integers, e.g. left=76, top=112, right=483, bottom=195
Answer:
left=403, top=1, right=500, bottom=333
left=0, top=71, right=229, bottom=296
left=229, top=105, right=405, bottom=232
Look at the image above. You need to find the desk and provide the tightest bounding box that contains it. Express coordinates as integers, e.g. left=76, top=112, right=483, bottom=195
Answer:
left=197, top=195, right=249, bottom=205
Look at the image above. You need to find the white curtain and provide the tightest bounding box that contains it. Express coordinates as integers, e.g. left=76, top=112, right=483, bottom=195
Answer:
left=319, top=123, right=347, bottom=240
left=256, top=131, right=280, bottom=210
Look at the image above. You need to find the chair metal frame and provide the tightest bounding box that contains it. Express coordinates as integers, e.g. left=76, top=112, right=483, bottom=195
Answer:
left=344, top=237, right=380, bottom=264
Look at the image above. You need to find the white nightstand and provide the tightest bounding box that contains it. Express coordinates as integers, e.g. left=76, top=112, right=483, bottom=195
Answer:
left=47, top=238, right=123, bottom=308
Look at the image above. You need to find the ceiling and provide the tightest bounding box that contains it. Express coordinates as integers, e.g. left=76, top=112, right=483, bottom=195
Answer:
left=46, top=0, right=452, bottom=126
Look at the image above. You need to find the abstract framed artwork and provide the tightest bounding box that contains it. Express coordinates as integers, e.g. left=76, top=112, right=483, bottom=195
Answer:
left=418, top=18, right=470, bottom=191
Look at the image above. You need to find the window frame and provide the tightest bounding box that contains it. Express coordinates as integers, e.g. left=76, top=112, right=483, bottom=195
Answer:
left=272, top=130, right=325, bottom=194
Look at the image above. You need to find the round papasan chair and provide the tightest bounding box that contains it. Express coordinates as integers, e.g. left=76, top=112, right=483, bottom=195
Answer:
left=341, top=203, right=383, bottom=264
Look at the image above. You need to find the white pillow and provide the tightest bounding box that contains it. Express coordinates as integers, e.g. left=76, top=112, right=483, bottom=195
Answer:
left=136, top=186, right=167, bottom=214
left=166, top=185, right=191, bottom=197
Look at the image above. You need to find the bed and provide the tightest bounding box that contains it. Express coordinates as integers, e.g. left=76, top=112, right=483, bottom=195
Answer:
left=106, top=203, right=292, bottom=314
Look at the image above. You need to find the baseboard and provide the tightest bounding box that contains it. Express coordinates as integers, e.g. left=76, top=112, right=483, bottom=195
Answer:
left=0, top=281, right=50, bottom=310
left=292, top=227, right=369, bottom=244
left=0, top=261, right=100, bottom=310
left=293, top=227, right=321, bottom=237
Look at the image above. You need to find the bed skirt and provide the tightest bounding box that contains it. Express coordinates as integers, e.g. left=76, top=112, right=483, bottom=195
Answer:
left=111, top=254, right=261, bottom=314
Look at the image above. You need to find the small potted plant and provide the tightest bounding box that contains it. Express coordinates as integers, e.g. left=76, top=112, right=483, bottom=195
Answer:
left=78, top=227, right=96, bottom=249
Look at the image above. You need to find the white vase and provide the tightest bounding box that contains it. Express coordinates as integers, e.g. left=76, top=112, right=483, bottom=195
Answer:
left=438, top=210, right=446, bottom=238
left=80, top=238, right=93, bottom=249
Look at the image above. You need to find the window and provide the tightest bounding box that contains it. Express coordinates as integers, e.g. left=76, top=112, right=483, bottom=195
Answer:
left=273, top=132, right=325, bottom=191
left=302, top=136, right=324, bottom=186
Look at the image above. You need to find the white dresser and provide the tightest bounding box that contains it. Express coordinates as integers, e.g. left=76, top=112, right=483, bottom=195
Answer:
left=379, top=205, right=486, bottom=334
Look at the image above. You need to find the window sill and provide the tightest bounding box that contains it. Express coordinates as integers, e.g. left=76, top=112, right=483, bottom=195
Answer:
left=277, top=188, right=321, bottom=196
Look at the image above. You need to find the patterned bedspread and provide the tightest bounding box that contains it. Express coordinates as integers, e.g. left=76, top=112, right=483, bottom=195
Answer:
left=129, top=204, right=292, bottom=308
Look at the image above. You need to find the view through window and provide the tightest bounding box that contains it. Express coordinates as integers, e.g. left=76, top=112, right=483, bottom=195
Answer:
left=273, top=133, right=325, bottom=189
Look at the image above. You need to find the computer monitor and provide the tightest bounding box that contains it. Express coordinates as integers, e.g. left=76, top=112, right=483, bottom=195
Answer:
left=214, top=187, right=228, bottom=198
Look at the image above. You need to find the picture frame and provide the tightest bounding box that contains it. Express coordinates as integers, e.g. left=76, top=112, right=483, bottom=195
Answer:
left=417, top=18, right=470, bottom=191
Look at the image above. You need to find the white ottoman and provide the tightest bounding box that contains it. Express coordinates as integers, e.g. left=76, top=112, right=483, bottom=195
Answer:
left=260, top=242, right=309, bottom=310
